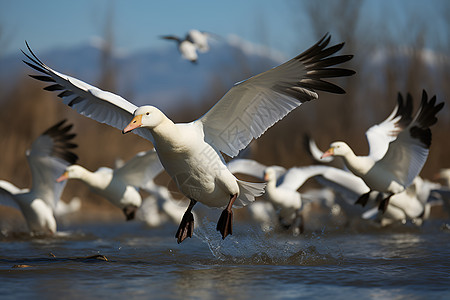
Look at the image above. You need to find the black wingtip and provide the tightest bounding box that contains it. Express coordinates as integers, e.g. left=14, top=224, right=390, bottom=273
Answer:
left=24, top=41, right=45, bottom=65
left=408, top=90, right=444, bottom=148
left=288, top=34, right=355, bottom=98
left=43, top=120, right=79, bottom=165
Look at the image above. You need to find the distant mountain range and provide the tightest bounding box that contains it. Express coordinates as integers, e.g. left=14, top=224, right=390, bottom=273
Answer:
left=1, top=36, right=448, bottom=112
left=0, top=35, right=286, bottom=112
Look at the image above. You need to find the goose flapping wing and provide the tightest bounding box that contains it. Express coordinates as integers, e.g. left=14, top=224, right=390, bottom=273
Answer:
left=0, top=180, right=24, bottom=210
left=226, top=159, right=286, bottom=180
left=365, top=92, right=413, bottom=161
left=199, top=33, right=355, bottom=157
left=27, top=120, right=78, bottom=210
left=375, top=91, right=444, bottom=188
left=22, top=43, right=154, bottom=143
left=114, top=149, right=164, bottom=189
left=277, top=165, right=336, bottom=191
left=160, top=35, right=182, bottom=43
left=304, top=134, right=333, bottom=163
left=314, top=166, right=370, bottom=199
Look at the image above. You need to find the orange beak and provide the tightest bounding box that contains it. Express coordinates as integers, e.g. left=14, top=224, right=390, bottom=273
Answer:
left=263, top=173, right=269, bottom=181
left=122, top=115, right=143, bottom=134
left=56, top=171, right=69, bottom=183
left=321, top=148, right=334, bottom=159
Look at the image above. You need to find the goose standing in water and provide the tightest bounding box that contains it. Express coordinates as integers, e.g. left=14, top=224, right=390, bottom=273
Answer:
left=0, top=120, right=78, bottom=235
left=322, top=91, right=444, bottom=212
left=23, top=33, right=355, bottom=243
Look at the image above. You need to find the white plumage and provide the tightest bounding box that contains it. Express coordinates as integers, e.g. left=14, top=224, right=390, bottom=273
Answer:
left=23, top=33, right=354, bottom=242
left=0, top=120, right=78, bottom=235
left=161, top=34, right=199, bottom=63
left=227, top=158, right=347, bottom=233
left=322, top=91, right=444, bottom=212
left=57, top=150, right=164, bottom=221
left=307, top=93, right=414, bottom=164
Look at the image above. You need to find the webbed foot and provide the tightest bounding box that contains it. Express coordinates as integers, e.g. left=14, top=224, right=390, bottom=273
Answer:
left=216, top=194, right=237, bottom=239
left=175, top=200, right=196, bottom=244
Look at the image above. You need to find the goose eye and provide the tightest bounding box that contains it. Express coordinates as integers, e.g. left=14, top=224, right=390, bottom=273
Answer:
left=146, top=112, right=150, bottom=115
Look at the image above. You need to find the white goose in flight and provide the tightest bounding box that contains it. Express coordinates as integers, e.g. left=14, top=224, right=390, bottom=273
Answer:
left=322, top=91, right=444, bottom=212
left=0, top=120, right=78, bottom=235
left=57, top=149, right=164, bottom=221
left=23, top=33, right=355, bottom=243
left=306, top=92, right=414, bottom=165
left=160, top=34, right=199, bottom=64
left=186, top=29, right=212, bottom=53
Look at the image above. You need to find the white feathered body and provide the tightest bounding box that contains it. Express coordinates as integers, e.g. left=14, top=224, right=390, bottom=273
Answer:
left=339, top=148, right=405, bottom=194
left=151, top=121, right=243, bottom=208
left=75, top=167, right=141, bottom=209
left=15, top=193, right=56, bottom=234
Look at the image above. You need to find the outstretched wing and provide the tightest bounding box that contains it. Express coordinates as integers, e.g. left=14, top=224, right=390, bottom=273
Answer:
left=27, top=120, right=78, bottom=209
left=375, top=91, right=444, bottom=187
left=226, top=158, right=287, bottom=180
left=114, top=149, right=164, bottom=189
left=365, top=92, right=413, bottom=161
left=277, top=165, right=336, bottom=191
left=22, top=43, right=154, bottom=143
left=0, top=180, right=25, bottom=210
left=314, top=166, right=370, bottom=198
left=199, top=33, right=355, bottom=157
left=304, top=133, right=334, bottom=163
left=160, top=35, right=181, bottom=43
left=226, top=158, right=268, bottom=179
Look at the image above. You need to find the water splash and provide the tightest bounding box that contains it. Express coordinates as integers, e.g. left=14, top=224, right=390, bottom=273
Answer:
left=194, top=218, right=342, bottom=265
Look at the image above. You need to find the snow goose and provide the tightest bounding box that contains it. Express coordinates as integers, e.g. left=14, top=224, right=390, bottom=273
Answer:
left=137, top=192, right=198, bottom=228
left=322, top=91, right=444, bottom=212
left=23, top=33, right=355, bottom=243
left=57, top=149, right=164, bottom=221
left=186, top=29, right=213, bottom=53
left=312, top=164, right=446, bottom=226
left=161, top=34, right=198, bottom=64
left=0, top=120, right=78, bottom=235
left=361, top=177, right=434, bottom=227
left=227, top=158, right=345, bottom=233
left=306, top=92, right=413, bottom=165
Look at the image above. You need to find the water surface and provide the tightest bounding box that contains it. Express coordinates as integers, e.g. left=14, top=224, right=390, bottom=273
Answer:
left=1, top=219, right=449, bottom=299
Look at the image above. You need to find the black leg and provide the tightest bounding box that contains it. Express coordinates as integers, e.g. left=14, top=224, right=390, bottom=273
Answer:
left=175, top=199, right=197, bottom=244
left=123, top=205, right=138, bottom=221
left=297, top=212, right=304, bottom=235
left=378, top=194, right=393, bottom=213
left=216, top=194, right=237, bottom=239
left=355, top=191, right=372, bottom=207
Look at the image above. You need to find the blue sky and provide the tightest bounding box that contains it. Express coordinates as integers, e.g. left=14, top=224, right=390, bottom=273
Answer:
left=1, top=0, right=448, bottom=58
left=2, top=0, right=297, bottom=56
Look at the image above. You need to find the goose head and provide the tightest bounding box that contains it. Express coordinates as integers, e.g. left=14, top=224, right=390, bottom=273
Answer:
left=122, top=106, right=166, bottom=133
left=56, top=165, right=86, bottom=182
left=263, top=167, right=277, bottom=183
left=321, top=141, right=352, bottom=158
